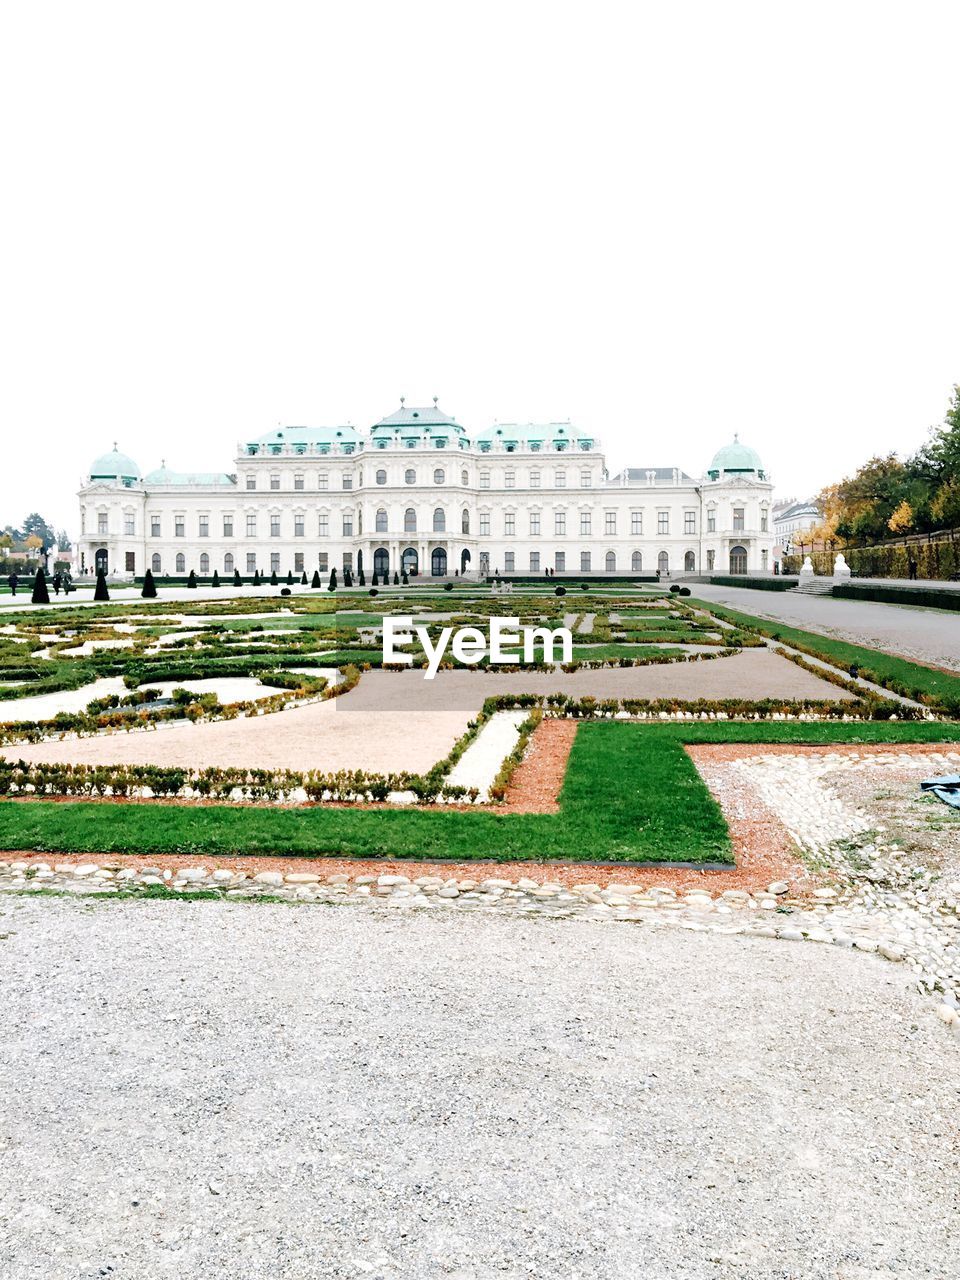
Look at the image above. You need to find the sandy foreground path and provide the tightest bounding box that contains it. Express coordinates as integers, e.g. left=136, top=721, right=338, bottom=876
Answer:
left=0, top=896, right=955, bottom=1279
left=1, top=649, right=847, bottom=774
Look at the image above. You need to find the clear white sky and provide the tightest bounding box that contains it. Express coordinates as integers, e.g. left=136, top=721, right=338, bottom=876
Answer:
left=1, top=0, right=958, bottom=535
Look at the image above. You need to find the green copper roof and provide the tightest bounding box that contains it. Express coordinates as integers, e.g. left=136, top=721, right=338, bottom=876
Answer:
left=707, top=436, right=765, bottom=477
left=372, top=403, right=466, bottom=442
left=144, top=466, right=234, bottom=486
left=246, top=425, right=360, bottom=453
left=475, top=423, right=593, bottom=452
left=89, top=446, right=140, bottom=482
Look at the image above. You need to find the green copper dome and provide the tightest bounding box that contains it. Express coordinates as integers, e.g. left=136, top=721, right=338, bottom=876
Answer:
left=707, top=436, right=765, bottom=479
left=245, top=425, right=360, bottom=456
left=89, top=445, right=140, bottom=483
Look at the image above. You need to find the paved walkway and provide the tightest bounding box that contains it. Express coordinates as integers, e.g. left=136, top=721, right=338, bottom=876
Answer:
left=693, top=583, right=960, bottom=671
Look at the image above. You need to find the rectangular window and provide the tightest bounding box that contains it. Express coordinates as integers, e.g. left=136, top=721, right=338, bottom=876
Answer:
left=580, top=513, right=591, bottom=535
left=294, top=552, right=304, bottom=571
left=504, top=513, right=515, bottom=536
left=761, top=511, right=768, bottom=532
left=270, top=474, right=280, bottom=491
left=604, top=513, right=616, bottom=535
left=318, top=514, right=329, bottom=537
left=294, top=515, right=304, bottom=537
left=630, top=511, right=642, bottom=536
left=684, top=512, right=696, bottom=535
left=246, top=515, right=256, bottom=537
left=529, top=551, right=540, bottom=571
left=657, top=512, right=669, bottom=535
left=555, top=470, right=566, bottom=487
left=270, top=515, right=281, bottom=537
left=529, top=470, right=540, bottom=488
left=150, top=516, right=161, bottom=537
left=504, top=551, right=515, bottom=571
left=270, top=552, right=280, bottom=573
left=125, top=551, right=135, bottom=572
left=733, top=508, right=745, bottom=531
left=124, top=515, right=135, bottom=536
left=529, top=512, right=540, bottom=536
left=555, top=551, right=565, bottom=571
left=246, top=552, right=256, bottom=573
left=342, top=552, right=353, bottom=572
left=342, top=514, right=353, bottom=536
left=294, top=474, right=304, bottom=491
left=223, top=516, right=233, bottom=537
left=581, top=551, right=591, bottom=571
left=175, top=517, right=185, bottom=538
left=555, top=512, right=566, bottom=536
left=479, top=471, right=490, bottom=489
left=246, top=475, right=256, bottom=491
left=707, top=511, right=716, bottom=533
left=504, top=470, right=515, bottom=489
left=580, top=470, right=592, bottom=487
left=318, top=472, right=328, bottom=490
left=198, top=516, right=209, bottom=538
left=342, top=475, right=353, bottom=490
left=707, top=549, right=715, bottom=571
left=318, top=552, right=328, bottom=572
left=479, top=513, right=490, bottom=536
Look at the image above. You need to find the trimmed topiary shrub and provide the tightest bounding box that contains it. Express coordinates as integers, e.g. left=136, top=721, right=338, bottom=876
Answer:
left=679, top=586, right=691, bottom=596
left=233, top=569, right=242, bottom=586
left=394, top=571, right=400, bottom=585
left=286, top=570, right=294, bottom=586
left=328, top=568, right=338, bottom=591
left=141, top=569, right=158, bottom=599
left=280, top=587, right=291, bottom=596
left=444, top=582, right=453, bottom=591
left=300, top=571, right=308, bottom=585
left=211, top=569, right=221, bottom=588
left=311, top=569, right=322, bottom=588
left=358, top=569, right=366, bottom=585
left=94, top=570, right=110, bottom=602
left=555, top=585, right=566, bottom=596
left=270, top=570, right=278, bottom=586
left=369, top=588, right=378, bottom=597
left=187, top=570, right=197, bottom=589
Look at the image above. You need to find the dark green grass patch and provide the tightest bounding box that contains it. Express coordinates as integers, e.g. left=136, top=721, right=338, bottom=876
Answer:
left=691, top=600, right=960, bottom=711
left=3, top=720, right=959, bottom=866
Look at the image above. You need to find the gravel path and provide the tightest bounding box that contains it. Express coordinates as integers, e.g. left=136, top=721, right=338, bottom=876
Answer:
left=692, top=583, right=960, bottom=671
left=0, top=650, right=849, bottom=775
left=0, top=897, right=957, bottom=1279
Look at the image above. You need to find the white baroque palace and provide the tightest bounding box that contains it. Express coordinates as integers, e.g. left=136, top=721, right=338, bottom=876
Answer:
left=77, top=402, right=775, bottom=581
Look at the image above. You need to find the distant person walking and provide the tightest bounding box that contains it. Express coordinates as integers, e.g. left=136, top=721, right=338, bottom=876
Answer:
left=908, top=554, right=918, bottom=581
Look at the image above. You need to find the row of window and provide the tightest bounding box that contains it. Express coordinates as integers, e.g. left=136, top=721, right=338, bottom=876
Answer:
left=241, top=467, right=603, bottom=492
left=97, top=508, right=767, bottom=538
left=147, top=547, right=762, bottom=576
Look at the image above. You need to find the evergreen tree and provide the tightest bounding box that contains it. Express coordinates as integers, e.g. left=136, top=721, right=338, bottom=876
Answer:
left=141, top=569, right=157, bottom=599
left=31, top=567, right=49, bottom=604
left=187, top=569, right=197, bottom=588
left=233, top=569, right=242, bottom=586
left=401, top=571, right=408, bottom=585
left=394, top=571, right=400, bottom=585
left=270, top=569, right=278, bottom=586
left=286, top=569, right=294, bottom=585
left=311, top=569, right=322, bottom=588
left=301, top=571, right=308, bottom=585
left=211, top=569, right=221, bottom=587
left=358, top=568, right=365, bottom=585
left=328, top=567, right=338, bottom=591
left=94, top=570, right=110, bottom=601
left=370, top=571, right=378, bottom=586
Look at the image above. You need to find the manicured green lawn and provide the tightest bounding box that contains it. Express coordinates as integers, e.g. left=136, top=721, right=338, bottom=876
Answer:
left=692, top=600, right=960, bottom=709
left=3, top=720, right=959, bottom=865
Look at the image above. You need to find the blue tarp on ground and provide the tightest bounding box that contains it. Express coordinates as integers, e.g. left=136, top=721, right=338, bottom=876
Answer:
left=920, top=775, right=960, bottom=809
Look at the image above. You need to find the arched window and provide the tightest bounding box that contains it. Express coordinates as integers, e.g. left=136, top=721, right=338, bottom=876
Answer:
left=605, top=551, right=616, bottom=573
left=373, top=548, right=389, bottom=577
left=658, top=551, right=669, bottom=574
left=433, top=468, right=445, bottom=485
left=684, top=550, right=696, bottom=572
left=224, top=553, right=234, bottom=574
left=461, top=469, right=468, bottom=486
left=199, top=553, right=210, bottom=575
left=404, top=508, right=417, bottom=532
left=461, top=509, right=470, bottom=534
left=631, top=551, right=642, bottom=571
left=404, top=468, right=416, bottom=485
left=375, top=508, right=388, bottom=532
left=151, top=553, right=162, bottom=573
left=176, top=552, right=186, bottom=574
left=729, top=545, right=748, bottom=574
left=433, top=508, right=446, bottom=532
left=376, top=469, right=387, bottom=485
left=431, top=547, right=448, bottom=576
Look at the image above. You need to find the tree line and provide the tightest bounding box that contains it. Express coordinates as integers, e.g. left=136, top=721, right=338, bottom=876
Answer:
left=812, top=386, right=960, bottom=546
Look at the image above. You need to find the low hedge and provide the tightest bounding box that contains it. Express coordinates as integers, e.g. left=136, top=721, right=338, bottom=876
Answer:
left=832, top=583, right=960, bottom=612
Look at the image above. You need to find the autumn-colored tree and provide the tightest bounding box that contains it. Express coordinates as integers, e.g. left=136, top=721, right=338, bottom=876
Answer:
left=887, top=500, right=914, bottom=534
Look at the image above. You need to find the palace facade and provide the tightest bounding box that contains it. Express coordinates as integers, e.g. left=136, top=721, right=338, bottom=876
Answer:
left=77, top=402, right=776, bottom=580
